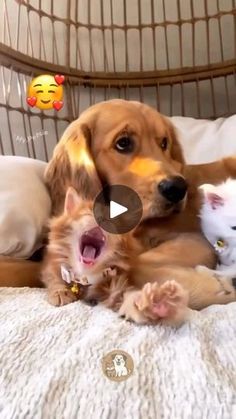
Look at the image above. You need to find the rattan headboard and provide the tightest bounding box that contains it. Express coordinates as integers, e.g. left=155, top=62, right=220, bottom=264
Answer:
left=0, top=0, right=235, bottom=161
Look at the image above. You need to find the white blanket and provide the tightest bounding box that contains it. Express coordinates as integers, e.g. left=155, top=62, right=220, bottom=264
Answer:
left=1, top=288, right=236, bottom=419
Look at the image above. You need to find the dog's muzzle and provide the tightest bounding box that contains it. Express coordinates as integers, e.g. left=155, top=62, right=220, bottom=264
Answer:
left=158, top=176, right=187, bottom=203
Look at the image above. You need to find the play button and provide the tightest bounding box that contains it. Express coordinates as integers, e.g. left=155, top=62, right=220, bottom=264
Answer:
left=110, top=201, right=127, bottom=219
left=93, top=185, right=143, bottom=234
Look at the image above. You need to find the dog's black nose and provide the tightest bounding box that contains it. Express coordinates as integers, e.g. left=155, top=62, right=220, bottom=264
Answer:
left=158, top=176, right=187, bottom=203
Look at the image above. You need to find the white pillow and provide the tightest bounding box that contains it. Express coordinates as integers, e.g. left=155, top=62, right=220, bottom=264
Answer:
left=0, top=156, right=51, bottom=258
left=171, top=115, right=236, bottom=164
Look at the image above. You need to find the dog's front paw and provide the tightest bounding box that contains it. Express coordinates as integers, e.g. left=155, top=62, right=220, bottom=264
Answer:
left=48, top=288, right=78, bottom=306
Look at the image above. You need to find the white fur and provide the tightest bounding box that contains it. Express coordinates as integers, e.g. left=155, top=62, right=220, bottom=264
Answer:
left=200, top=178, right=236, bottom=274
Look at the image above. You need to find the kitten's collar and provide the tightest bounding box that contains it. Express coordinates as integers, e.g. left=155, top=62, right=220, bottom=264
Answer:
left=61, top=264, right=90, bottom=295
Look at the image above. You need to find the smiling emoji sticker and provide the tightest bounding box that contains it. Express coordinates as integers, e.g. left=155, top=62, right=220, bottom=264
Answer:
left=27, top=74, right=64, bottom=110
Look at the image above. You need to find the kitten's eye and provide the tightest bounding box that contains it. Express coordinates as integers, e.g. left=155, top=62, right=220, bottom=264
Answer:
left=160, top=137, right=168, bottom=151
left=217, top=239, right=225, bottom=247
left=231, top=226, right=236, bottom=230
left=115, top=136, right=134, bottom=153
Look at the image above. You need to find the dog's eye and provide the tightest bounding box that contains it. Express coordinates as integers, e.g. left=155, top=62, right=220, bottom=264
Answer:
left=115, top=136, right=134, bottom=153
left=231, top=226, right=236, bottom=230
left=160, top=137, right=168, bottom=151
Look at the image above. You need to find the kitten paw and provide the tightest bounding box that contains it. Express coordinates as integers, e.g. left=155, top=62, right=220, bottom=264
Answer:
left=103, top=274, right=128, bottom=310
left=135, top=281, right=188, bottom=321
left=48, top=288, right=78, bottom=306
left=103, top=266, right=118, bottom=279
left=118, top=289, right=149, bottom=324
left=119, top=281, right=189, bottom=325
left=135, top=280, right=188, bottom=324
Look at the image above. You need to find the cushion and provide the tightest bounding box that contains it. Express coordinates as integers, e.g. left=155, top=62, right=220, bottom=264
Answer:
left=0, top=156, right=51, bottom=258
left=171, top=114, right=236, bottom=164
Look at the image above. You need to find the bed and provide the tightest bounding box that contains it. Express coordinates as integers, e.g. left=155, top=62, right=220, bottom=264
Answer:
left=1, top=287, right=236, bottom=418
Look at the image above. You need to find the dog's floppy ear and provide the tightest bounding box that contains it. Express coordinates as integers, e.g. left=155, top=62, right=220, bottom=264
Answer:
left=164, top=117, right=185, bottom=170
left=45, top=119, right=102, bottom=215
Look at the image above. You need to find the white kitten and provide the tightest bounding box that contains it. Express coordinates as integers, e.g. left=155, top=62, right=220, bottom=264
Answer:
left=199, top=178, right=236, bottom=276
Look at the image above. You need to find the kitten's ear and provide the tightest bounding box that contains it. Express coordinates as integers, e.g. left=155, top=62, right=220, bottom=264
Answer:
left=64, top=187, right=83, bottom=215
left=199, top=184, right=224, bottom=209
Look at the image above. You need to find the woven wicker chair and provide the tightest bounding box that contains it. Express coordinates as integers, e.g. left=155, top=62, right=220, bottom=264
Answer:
left=0, top=0, right=235, bottom=161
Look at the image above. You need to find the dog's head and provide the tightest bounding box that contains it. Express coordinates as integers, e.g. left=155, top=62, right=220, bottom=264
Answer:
left=45, top=99, right=187, bottom=221
left=112, top=354, right=126, bottom=367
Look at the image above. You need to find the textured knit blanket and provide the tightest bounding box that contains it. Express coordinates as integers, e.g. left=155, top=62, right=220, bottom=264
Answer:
left=1, top=288, right=236, bottom=419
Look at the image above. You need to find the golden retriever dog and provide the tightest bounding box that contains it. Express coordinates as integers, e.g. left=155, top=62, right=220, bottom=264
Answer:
left=1, top=99, right=236, bottom=324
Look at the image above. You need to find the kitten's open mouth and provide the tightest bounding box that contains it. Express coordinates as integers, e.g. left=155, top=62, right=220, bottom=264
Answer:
left=79, top=227, right=106, bottom=266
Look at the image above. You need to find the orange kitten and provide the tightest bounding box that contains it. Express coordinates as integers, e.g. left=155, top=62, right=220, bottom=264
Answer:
left=41, top=187, right=134, bottom=307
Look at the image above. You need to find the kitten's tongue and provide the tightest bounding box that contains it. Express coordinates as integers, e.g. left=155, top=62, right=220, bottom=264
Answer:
left=82, top=245, right=96, bottom=261
left=80, top=227, right=106, bottom=266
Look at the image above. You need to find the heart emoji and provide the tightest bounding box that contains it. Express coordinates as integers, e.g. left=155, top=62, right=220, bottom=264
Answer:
left=27, top=96, right=37, bottom=107
left=53, top=100, right=64, bottom=111
left=54, top=74, right=65, bottom=85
